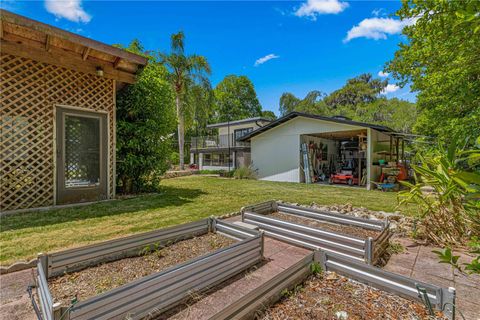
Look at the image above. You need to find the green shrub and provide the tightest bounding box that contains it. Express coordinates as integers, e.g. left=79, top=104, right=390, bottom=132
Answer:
left=170, top=152, right=180, bottom=165
left=116, top=63, right=176, bottom=193
left=233, top=166, right=257, bottom=179
left=398, top=136, right=480, bottom=245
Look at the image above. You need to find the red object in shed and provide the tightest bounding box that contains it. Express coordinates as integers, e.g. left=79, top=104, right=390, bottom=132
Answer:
left=329, top=173, right=359, bottom=186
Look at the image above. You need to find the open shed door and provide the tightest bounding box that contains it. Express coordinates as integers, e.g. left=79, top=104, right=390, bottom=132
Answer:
left=56, top=107, right=108, bottom=204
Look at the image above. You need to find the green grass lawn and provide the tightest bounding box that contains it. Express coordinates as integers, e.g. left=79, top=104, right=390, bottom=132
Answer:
left=0, top=176, right=415, bottom=265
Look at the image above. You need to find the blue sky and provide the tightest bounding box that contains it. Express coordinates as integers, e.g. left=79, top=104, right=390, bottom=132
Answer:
left=3, top=0, right=415, bottom=115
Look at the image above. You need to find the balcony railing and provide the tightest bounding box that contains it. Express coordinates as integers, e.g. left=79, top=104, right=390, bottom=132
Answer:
left=191, top=134, right=250, bottom=149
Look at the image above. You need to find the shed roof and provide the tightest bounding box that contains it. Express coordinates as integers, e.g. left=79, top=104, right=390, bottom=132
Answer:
left=238, top=112, right=394, bottom=141
left=0, top=9, right=147, bottom=83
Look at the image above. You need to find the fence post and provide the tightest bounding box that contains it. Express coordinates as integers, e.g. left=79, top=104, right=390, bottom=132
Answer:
left=442, top=287, right=456, bottom=320
left=260, top=231, right=265, bottom=258
left=272, top=201, right=278, bottom=212
left=365, top=237, right=373, bottom=265
left=38, top=253, right=48, bottom=279
left=209, top=217, right=217, bottom=233
left=313, top=250, right=327, bottom=271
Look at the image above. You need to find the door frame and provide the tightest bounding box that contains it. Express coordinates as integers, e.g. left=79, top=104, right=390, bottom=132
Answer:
left=53, top=105, right=110, bottom=205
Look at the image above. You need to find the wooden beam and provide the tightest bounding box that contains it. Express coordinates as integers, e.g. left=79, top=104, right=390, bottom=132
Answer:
left=0, top=39, right=136, bottom=83
left=0, top=9, right=147, bottom=65
left=113, top=57, right=121, bottom=69
left=0, top=21, right=3, bottom=39
left=45, top=34, right=52, bottom=52
left=82, top=47, right=90, bottom=61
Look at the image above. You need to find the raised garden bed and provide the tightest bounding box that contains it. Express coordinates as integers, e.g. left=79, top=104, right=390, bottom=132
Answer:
left=211, top=252, right=454, bottom=320
left=34, top=218, right=264, bottom=320
left=261, top=272, right=446, bottom=319
left=269, top=211, right=379, bottom=239
left=241, top=201, right=391, bottom=264
left=48, top=233, right=235, bottom=305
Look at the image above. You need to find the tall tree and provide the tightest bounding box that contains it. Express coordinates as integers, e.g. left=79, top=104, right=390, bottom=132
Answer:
left=160, top=32, right=211, bottom=170
left=324, top=73, right=387, bottom=109
left=279, top=91, right=327, bottom=115
left=213, top=75, right=262, bottom=122
left=261, top=110, right=277, bottom=120
left=386, top=0, right=480, bottom=143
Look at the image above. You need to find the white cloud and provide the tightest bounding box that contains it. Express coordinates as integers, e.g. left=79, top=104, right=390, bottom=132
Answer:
left=381, top=84, right=400, bottom=94
left=344, top=17, right=416, bottom=42
left=378, top=71, right=389, bottom=77
left=295, top=0, right=349, bottom=20
left=254, top=54, right=280, bottom=67
left=371, top=8, right=385, bottom=17
left=45, top=0, right=91, bottom=23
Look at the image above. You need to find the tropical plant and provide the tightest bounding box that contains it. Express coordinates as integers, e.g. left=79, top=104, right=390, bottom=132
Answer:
left=116, top=63, right=176, bottom=193
left=160, top=31, right=211, bottom=170
left=233, top=165, right=257, bottom=180
left=398, top=137, right=480, bottom=245
left=433, top=240, right=480, bottom=275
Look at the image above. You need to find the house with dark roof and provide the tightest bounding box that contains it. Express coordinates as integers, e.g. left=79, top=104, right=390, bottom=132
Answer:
left=190, top=117, right=272, bottom=171
left=238, top=112, right=407, bottom=189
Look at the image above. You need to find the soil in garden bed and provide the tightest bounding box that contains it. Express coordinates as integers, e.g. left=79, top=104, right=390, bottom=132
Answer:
left=269, top=211, right=380, bottom=239
left=48, top=233, right=236, bottom=305
left=260, top=272, right=445, bottom=320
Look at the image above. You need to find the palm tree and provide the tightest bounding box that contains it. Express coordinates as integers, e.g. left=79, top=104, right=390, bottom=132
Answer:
left=160, top=32, right=211, bottom=170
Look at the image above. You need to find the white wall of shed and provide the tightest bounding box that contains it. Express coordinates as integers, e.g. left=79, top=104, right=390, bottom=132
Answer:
left=250, top=117, right=364, bottom=183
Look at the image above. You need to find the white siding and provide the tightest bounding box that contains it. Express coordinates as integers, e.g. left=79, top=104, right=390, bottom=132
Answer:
left=250, top=117, right=364, bottom=182
left=218, top=120, right=270, bottom=136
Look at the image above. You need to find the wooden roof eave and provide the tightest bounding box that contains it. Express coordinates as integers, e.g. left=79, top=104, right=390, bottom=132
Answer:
left=0, top=9, right=147, bottom=84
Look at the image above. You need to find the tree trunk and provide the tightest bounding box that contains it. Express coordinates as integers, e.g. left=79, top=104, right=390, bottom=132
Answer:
left=176, top=94, right=185, bottom=170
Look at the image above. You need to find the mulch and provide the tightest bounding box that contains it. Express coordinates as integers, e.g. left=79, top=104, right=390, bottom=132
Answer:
left=269, top=212, right=380, bottom=239
left=260, top=272, right=445, bottom=320
left=48, top=233, right=235, bottom=306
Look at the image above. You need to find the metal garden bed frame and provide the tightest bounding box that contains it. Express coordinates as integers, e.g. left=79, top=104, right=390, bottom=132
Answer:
left=34, top=218, right=264, bottom=320
left=241, top=200, right=391, bottom=264
left=211, top=250, right=456, bottom=320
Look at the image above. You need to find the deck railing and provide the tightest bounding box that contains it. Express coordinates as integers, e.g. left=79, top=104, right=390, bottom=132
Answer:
left=191, top=134, right=250, bottom=149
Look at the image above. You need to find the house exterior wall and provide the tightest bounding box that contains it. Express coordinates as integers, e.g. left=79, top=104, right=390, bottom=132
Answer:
left=217, top=120, right=270, bottom=136
left=250, top=117, right=365, bottom=183
left=0, top=54, right=115, bottom=212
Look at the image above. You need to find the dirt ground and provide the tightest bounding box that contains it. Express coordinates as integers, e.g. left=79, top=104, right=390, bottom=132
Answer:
left=270, top=211, right=380, bottom=239
left=48, top=233, right=235, bottom=305
left=260, top=272, right=446, bottom=320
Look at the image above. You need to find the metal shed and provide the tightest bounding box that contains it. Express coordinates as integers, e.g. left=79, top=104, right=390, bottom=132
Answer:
left=239, top=112, right=407, bottom=189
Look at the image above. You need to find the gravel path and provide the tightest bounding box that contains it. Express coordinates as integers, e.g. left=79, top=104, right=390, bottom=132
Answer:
left=270, top=211, right=380, bottom=239
left=261, top=272, right=446, bottom=320
left=49, top=233, right=235, bottom=305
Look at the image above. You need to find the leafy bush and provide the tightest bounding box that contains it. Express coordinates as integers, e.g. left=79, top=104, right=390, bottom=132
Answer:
left=433, top=238, right=480, bottom=275
left=233, top=166, right=257, bottom=180
left=116, top=63, right=176, bottom=193
left=170, top=152, right=180, bottom=166
left=398, top=137, right=480, bottom=245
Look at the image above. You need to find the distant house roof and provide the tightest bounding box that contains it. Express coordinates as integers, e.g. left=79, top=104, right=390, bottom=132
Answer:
left=206, top=117, right=272, bottom=129
left=239, top=112, right=394, bottom=141
left=0, top=9, right=148, bottom=84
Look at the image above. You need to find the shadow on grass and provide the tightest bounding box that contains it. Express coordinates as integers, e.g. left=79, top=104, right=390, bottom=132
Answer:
left=0, top=186, right=206, bottom=232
